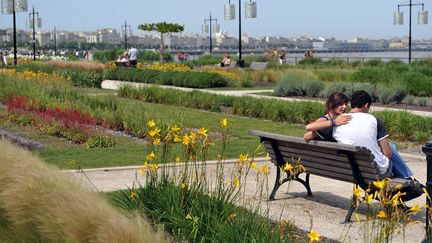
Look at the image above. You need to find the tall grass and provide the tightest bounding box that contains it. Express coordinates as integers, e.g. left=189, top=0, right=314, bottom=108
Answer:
left=0, top=140, right=166, bottom=242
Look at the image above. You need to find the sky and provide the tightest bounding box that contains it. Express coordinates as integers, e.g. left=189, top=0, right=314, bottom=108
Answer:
left=0, top=0, right=430, bottom=40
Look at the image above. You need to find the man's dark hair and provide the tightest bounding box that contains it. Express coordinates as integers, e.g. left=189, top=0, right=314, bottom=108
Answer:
left=350, top=90, right=372, bottom=108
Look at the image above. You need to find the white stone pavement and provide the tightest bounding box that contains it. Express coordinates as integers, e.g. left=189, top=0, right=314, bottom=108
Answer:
left=101, top=80, right=432, bottom=117
left=66, top=152, right=429, bottom=242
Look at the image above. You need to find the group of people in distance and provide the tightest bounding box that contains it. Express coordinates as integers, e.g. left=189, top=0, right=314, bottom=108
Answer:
left=304, top=90, right=421, bottom=185
left=116, top=46, right=138, bottom=67
left=177, top=52, right=189, bottom=62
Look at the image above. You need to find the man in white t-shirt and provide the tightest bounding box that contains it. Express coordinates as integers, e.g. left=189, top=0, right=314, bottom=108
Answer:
left=128, top=46, right=138, bottom=68
left=333, top=90, right=413, bottom=179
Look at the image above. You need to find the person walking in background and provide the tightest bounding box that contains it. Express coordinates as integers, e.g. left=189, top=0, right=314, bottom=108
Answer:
left=128, top=46, right=138, bottom=68
left=2, top=49, right=8, bottom=65
left=177, top=52, right=183, bottom=62
left=183, top=52, right=188, bottom=61
left=278, top=49, right=286, bottom=64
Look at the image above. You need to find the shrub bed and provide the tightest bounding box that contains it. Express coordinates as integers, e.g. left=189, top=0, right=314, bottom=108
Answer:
left=104, top=67, right=230, bottom=88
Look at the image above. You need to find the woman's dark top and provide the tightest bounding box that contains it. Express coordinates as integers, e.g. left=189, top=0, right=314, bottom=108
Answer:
left=315, top=115, right=336, bottom=142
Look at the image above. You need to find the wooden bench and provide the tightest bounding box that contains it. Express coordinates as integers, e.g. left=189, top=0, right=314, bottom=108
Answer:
left=249, top=61, right=268, bottom=70
left=249, top=130, right=424, bottom=222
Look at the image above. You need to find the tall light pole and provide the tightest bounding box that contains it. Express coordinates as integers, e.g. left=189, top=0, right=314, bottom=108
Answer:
left=394, top=0, right=428, bottom=63
left=203, top=13, right=218, bottom=53
left=28, top=5, right=41, bottom=61
left=224, top=0, right=257, bottom=67
left=121, top=20, right=130, bottom=50
left=52, top=27, right=57, bottom=56
left=1, top=0, right=28, bottom=65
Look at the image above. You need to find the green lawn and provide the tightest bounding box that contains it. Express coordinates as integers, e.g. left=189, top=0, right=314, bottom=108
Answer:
left=1, top=95, right=306, bottom=169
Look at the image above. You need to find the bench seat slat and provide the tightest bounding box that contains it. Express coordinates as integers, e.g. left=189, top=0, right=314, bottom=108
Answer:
left=263, top=143, right=377, bottom=169
left=268, top=151, right=380, bottom=174
left=303, top=168, right=380, bottom=184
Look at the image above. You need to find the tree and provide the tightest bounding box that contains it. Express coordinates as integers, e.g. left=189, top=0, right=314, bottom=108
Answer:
left=138, top=22, right=184, bottom=63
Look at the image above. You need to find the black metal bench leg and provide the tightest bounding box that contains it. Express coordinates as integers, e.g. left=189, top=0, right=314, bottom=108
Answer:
left=344, top=194, right=357, bottom=223
left=269, top=166, right=281, bottom=200
left=295, top=173, right=313, bottom=197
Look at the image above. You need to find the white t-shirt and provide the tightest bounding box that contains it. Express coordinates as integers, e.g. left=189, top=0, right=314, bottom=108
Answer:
left=128, top=48, right=138, bottom=61
left=332, top=113, right=389, bottom=173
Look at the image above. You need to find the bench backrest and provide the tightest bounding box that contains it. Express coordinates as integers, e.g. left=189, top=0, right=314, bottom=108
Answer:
left=249, top=62, right=268, bottom=70
left=249, top=130, right=383, bottom=184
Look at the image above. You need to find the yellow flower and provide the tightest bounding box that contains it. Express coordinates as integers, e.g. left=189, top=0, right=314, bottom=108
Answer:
left=180, top=183, right=187, bottom=189
left=353, top=185, right=363, bottom=198
left=373, top=180, right=386, bottom=190
left=198, top=127, right=208, bottom=137
left=146, top=151, right=156, bottom=161
left=182, top=135, right=190, bottom=145
left=283, top=163, right=293, bottom=173
left=232, top=177, right=240, bottom=187
left=148, top=120, right=156, bottom=128
left=148, top=128, right=161, bottom=137
left=239, top=153, right=249, bottom=163
left=139, top=165, right=147, bottom=175
left=173, top=135, right=182, bottom=143
left=220, top=118, right=229, bottom=127
left=261, top=165, right=269, bottom=175
left=190, top=131, right=197, bottom=140
left=409, top=204, right=421, bottom=214
left=185, top=214, right=193, bottom=221
left=171, top=124, right=180, bottom=132
left=130, top=191, right=138, bottom=200
left=377, top=210, right=387, bottom=219
left=308, top=230, right=320, bottom=242
left=153, top=138, right=161, bottom=145
left=250, top=162, right=258, bottom=170
left=365, top=193, right=374, bottom=204
left=151, top=164, right=159, bottom=171
left=175, top=156, right=181, bottom=163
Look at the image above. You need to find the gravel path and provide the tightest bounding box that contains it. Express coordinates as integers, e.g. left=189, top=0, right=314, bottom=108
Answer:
left=66, top=152, right=429, bottom=242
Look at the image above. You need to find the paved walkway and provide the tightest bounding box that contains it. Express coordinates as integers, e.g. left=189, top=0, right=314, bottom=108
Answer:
left=101, top=80, right=432, bottom=117
left=66, top=152, right=428, bottom=242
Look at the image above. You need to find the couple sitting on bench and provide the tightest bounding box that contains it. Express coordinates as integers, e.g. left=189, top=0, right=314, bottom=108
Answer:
left=304, top=90, right=419, bottom=182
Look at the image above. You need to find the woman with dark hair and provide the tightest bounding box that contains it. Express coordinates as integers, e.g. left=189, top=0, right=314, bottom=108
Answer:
left=304, top=92, right=352, bottom=141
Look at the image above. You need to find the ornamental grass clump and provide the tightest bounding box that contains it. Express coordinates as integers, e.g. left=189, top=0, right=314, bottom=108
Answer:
left=0, top=140, right=166, bottom=242
left=110, top=119, right=302, bottom=242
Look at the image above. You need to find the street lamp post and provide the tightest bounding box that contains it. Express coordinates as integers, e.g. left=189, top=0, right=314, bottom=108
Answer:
left=1, top=0, right=28, bottom=65
left=121, top=20, right=130, bottom=50
left=52, top=27, right=57, bottom=56
left=203, top=13, right=218, bottom=53
left=224, top=0, right=257, bottom=68
left=28, top=5, right=41, bottom=61
left=394, top=0, right=428, bottom=63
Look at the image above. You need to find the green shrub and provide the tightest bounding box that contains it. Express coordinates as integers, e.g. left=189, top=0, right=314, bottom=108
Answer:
left=350, top=67, right=397, bottom=84
left=404, top=95, right=415, bottom=105
left=320, top=82, right=353, bottom=98
left=364, top=59, right=384, bottom=67
left=417, top=97, right=428, bottom=106
left=85, top=134, right=116, bottom=148
left=377, top=83, right=407, bottom=104
left=274, top=75, right=324, bottom=97
left=299, top=57, right=323, bottom=65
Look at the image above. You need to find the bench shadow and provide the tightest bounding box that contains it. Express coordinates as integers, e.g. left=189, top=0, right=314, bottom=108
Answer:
left=272, top=191, right=426, bottom=221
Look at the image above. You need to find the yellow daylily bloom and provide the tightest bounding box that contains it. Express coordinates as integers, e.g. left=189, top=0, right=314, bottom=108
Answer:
left=261, top=165, right=269, bottom=175
left=146, top=151, right=156, bottom=161
left=198, top=127, right=208, bottom=137
left=173, top=135, right=182, bottom=143
left=190, top=132, right=197, bottom=140
left=239, top=153, right=249, bottom=163
left=151, top=164, right=159, bottom=171
left=377, top=210, right=387, bottom=219
left=175, top=156, right=181, bottom=163
left=139, top=165, right=147, bottom=175
left=153, top=138, right=161, bottom=145
left=130, top=191, right=138, bottom=200
left=148, top=128, right=161, bottom=137
left=365, top=193, right=374, bottom=204
left=185, top=214, right=193, bottom=221
left=171, top=124, right=180, bottom=132
left=283, top=163, right=293, bottom=172
left=180, top=183, right=187, bottom=189
left=147, top=120, right=156, bottom=128
left=409, top=204, right=421, bottom=214
left=250, top=162, right=258, bottom=170
left=373, top=180, right=386, bottom=190
left=182, top=135, right=190, bottom=145
left=308, top=230, right=320, bottom=242
left=220, top=118, right=229, bottom=127
left=353, top=185, right=363, bottom=198
left=232, top=177, right=240, bottom=187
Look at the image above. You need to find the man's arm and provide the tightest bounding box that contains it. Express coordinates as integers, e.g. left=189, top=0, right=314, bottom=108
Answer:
left=378, top=137, right=392, bottom=159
